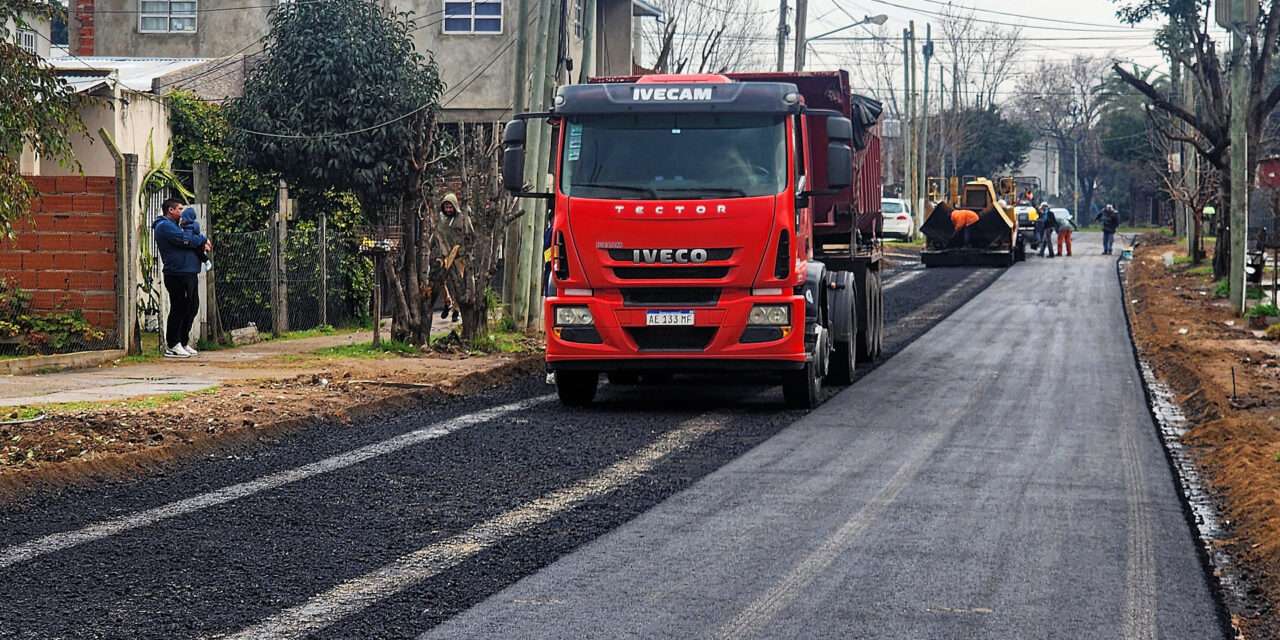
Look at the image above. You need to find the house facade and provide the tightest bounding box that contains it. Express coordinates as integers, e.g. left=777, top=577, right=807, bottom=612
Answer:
left=69, top=0, right=661, bottom=120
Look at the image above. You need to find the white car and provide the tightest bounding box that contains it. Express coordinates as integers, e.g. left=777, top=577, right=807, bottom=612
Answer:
left=1050, top=207, right=1074, bottom=227
left=881, top=198, right=914, bottom=239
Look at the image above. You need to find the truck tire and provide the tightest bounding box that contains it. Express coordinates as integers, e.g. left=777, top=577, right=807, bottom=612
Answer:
left=856, top=268, right=883, bottom=363
left=557, top=371, right=598, bottom=406
left=607, top=371, right=640, bottom=385
left=783, top=358, right=822, bottom=409
left=870, top=269, right=884, bottom=359
left=828, top=274, right=859, bottom=386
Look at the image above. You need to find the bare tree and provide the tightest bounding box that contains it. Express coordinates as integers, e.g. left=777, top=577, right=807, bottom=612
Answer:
left=1149, top=121, right=1218, bottom=261
left=1112, top=0, right=1280, bottom=278
left=1010, top=55, right=1112, bottom=217
left=438, top=122, right=521, bottom=342
left=930, top=4, right=1024, bottom=178
left=642, top=0, right=769, bottom=74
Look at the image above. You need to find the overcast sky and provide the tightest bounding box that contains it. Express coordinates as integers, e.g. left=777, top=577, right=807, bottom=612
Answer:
left=719, top=0, right=1232, bottom=106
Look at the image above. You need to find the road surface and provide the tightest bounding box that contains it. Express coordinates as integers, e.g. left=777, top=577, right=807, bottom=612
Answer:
left=0, top=238, right=1223, bottom=639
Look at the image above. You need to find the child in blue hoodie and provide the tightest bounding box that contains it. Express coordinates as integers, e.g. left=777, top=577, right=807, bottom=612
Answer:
left=180, top=206, right=209, bottom=264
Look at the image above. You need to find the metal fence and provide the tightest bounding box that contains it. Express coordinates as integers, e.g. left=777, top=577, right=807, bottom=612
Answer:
left=213, top=224, right=373, bottom=338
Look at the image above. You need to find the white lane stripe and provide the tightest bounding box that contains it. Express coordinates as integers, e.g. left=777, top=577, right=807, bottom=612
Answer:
left=0, top=395, right=554, bottom=569
left=714, top=430, right=945, bottom=639
left=219, top=411, right=735, bottom=640
left=884, top=268, right=925, bottom=290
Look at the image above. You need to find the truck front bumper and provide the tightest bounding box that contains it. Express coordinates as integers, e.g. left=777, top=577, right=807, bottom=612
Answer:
left=544, top=290, right=807, bottom=371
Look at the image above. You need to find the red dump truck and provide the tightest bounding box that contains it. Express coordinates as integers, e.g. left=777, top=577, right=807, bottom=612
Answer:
left=501, top=70, right=885, bottom=408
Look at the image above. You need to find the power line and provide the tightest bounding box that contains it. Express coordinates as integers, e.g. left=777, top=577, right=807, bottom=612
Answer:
left=86, top=0, right=326, bottom=14
left=910, top=0, right=1156, bottom=31
left=870, top=0, right=1159, bottom=33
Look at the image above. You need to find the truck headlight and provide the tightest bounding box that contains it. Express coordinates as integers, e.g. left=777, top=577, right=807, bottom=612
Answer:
left=554, top=305, right=594, bottom=326
left=748, top=304, right=790, bottom=326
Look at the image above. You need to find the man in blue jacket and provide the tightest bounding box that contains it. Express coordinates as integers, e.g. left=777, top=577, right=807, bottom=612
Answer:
left=152, top=199, right=210, bottom=358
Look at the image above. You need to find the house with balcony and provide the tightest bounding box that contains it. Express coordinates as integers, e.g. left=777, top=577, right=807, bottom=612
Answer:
left=68, top=0, right=663, bottom=121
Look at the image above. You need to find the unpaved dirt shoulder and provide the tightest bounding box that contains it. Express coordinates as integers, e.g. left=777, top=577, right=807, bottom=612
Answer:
left=0, top=353, right=542, bottom=503
left=1125, top=238, right=1280, bottom=639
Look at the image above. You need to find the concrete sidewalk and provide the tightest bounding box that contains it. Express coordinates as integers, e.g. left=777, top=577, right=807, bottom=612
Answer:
left=0, top=319, right=458, bottom=407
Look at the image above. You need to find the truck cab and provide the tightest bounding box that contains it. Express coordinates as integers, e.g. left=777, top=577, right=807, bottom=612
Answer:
left=503, top=72, right=883, bottom=408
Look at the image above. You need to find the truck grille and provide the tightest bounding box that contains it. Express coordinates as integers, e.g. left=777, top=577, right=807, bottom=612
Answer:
left=621, top=288, right=721, bottom=306
left=612, top=266, right=730, bottom=280
left=625, top=327, right=717, bottom=351
left=606, top=248, right=735, bottom=261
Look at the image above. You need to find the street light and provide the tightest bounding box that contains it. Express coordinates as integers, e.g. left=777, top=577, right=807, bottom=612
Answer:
left=797, top=14, right=889, bottom=71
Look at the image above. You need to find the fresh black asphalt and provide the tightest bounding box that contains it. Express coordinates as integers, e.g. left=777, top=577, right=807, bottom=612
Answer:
left=0, top=244, right=1214, bottom=640
left=424, top=235, right=1225, bottom=639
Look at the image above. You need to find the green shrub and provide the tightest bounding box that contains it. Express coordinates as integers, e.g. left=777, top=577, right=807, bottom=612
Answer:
left=0, top=279, right=105, bottom=355
left=1247, top=303, right=1279, bottom=319
left=1214, top=279, right=1230, bottom=298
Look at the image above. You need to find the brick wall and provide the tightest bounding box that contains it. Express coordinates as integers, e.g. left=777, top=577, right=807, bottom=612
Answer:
left=0, top=176, right=118, bottom=330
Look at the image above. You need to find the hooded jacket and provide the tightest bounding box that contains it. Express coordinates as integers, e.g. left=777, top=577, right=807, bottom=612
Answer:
left=180, top=206, right=209, bottom=263
left=152, top=214, right=207, bottom=274
left=1100, top=208, right=1121, bottom=232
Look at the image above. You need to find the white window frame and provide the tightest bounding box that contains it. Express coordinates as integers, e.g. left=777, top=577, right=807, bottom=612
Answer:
left=573, top=0, right=584, bottom=39
left=17, top=29, right=37, bottom=54
left=442, top=1, right=504, bottom=35
left=139, top=0, right=198, bottom=34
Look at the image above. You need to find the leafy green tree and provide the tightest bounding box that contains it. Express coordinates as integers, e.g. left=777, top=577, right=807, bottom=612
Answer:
left=226, top=0, right=445, bottom=344
left=168, top=91, right=276, bottom=232
left=0, top=0, right=85, bottom=237
left=952, top=108, right=1033, bottom=178
left=1112, top=0, right=1280, bottom=277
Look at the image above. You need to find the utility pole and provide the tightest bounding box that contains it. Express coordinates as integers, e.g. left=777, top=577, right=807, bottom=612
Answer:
left=514, top=0, right=557, bottom=329
left=1073, top=140, right=1079, bottom=220
left=1228, top=0, right=1249, bottom=315
left=792, top=0, right=807, bottom=72
left=938, top=62, right=945, bottom=188
left=1186, top=75, right=1200, bottom=259
left=951, top=57, right=958, bottom=179
left=272, top=179, right=289, bottom=337
left=503, top=0, right=531, bottom=312
left=918, top=24, right=931, bottom=239
left=776, top=0, right=788, bottom=72
left=902, top=27, right=912, bottom=204
left=1171, top=59, right=1186, bottom=238
left=908, top=22, right=918, bottom=221
left=577, top=0, right=596, bottom=82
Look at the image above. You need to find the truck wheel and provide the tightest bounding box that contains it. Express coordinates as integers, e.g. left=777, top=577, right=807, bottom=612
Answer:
left=557, top=371, right=598, bottom=406
left=870, top=270, right=884, bottom=359
left=856, top=269, right=883, bottom=363
left=783, top=359, right=822, bottom=409
left=828, top=274, right=859, bottom=386
left=607, top=371, right=640, bottom=385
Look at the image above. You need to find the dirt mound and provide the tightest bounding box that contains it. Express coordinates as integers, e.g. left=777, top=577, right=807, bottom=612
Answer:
left=0, top=354, right=541, bottom=503
left=1127, top=245, right=1280, bottom=638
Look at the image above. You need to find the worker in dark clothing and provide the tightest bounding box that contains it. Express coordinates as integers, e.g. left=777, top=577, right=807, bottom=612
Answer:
left=1038, top=203, right=1057, bottom=258
left=1100, top=204, right=1121, bottom=255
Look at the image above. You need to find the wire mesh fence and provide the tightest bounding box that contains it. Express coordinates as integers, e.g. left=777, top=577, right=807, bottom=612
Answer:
left=213, top=224, right=373, bottom=338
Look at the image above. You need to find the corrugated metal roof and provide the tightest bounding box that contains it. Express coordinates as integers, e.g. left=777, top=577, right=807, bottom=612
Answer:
left=632, top=0, right=662, bottom=17
left=50, top=56, right=212, bottom=92
left=59, top=72, right=114, bottom=94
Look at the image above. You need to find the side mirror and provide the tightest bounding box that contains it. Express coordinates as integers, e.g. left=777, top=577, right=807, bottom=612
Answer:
left=501, top=119, right=528, bottom=194
left=826, top=143, right=852, bottom=190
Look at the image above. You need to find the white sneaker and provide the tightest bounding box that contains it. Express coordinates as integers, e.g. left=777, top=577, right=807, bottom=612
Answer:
left=164, top=347, right=191, bottom=359
left=180, top=344, right=199, bottom=356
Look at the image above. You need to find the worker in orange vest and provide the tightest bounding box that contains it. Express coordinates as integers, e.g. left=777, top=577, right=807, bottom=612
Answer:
left=950, top=209, right=980, bottom=247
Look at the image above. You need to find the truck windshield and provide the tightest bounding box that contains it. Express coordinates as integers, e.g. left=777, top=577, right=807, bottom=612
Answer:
left=560, top=113, right=787, bottom=200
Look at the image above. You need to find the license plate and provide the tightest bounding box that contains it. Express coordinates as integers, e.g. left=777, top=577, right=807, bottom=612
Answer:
left=646, top=310, right=694, bottom=326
